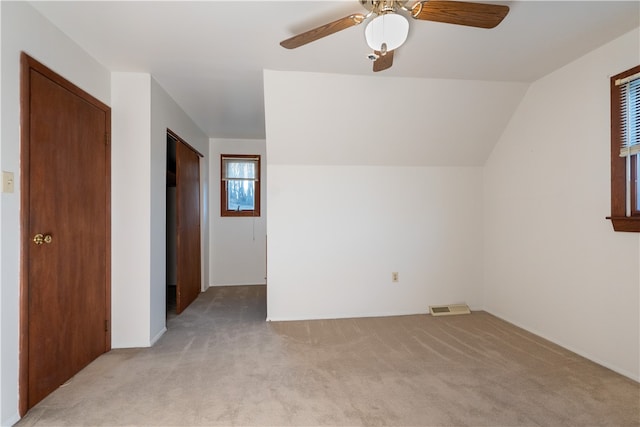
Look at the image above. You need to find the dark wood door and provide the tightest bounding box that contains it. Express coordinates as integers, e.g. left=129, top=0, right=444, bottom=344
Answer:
left=20, top=54, right=111, bottom=414
left=176, top=141, right=201, bottom=313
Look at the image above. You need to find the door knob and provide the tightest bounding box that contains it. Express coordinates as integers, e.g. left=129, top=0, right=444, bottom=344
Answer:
left=33, top=233, right=52, bottom=245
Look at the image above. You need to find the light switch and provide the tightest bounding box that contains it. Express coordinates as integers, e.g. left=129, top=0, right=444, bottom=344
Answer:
left=2, top=171, right=15, bottom=193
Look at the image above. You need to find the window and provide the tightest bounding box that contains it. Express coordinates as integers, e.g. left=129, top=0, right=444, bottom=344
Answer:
left=609, top=65, right=640, bottom=232
left=221, top=154, right=260, bottom=217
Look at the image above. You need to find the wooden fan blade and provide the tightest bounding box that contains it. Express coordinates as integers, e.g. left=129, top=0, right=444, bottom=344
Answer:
left=411, top=0, right=509, bottom=29
left=373, top=50, right=394, bottom=72
left=280, top=13, right=366, bottom=49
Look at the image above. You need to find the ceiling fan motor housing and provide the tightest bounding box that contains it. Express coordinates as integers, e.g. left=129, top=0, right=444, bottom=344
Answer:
left=359, top=0, right=409, bottom=13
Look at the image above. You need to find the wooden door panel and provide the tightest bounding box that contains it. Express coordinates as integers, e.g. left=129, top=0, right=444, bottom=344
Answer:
left=21, top=55, right=110, bottom=412
left=176, top=141, right=201, bottom=314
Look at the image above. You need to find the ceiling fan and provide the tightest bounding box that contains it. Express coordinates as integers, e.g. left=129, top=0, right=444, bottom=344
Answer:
left=280, top=0, right=509, bottom=72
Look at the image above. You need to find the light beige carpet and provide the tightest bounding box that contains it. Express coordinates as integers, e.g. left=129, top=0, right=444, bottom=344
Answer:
left=17, top=285, right=640, bottom=426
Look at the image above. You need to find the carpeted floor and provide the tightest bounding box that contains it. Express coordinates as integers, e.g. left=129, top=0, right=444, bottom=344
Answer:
left=16, top=285, right=640, bottom=426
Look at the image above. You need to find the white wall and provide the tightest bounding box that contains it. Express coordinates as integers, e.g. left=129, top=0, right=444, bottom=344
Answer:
left=264, top=71, right=527, bottom=321
left=0, top=2, right=111, bottom=424
left=484, top=28, right=640, bottom=381
left=267, top=165, right=484, bottom=320
left=112, top=74, right=209, bottom=348
left=111, top=73, right=152, bottom=348
left=150, top=77, right=209, bottom=341
left=209, top=139, right=267, bottom=286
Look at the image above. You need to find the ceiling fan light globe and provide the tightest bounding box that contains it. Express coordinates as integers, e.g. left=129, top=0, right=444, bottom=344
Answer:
left=364, top=13, right=409, bottom=52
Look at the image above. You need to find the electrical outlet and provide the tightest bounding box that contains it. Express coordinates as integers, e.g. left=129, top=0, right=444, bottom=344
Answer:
left=392, top=272, right=399, bottom=282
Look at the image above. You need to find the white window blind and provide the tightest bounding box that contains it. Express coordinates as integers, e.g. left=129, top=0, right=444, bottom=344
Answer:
left=221, top=156, right=259, bottom=181
left=618, top=72, right=640, bottom=158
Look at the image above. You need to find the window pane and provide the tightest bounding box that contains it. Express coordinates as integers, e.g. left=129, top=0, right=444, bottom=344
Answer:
left=227, top=179, right=255, bottom=211
left=224, top=160, right=256, bottom=180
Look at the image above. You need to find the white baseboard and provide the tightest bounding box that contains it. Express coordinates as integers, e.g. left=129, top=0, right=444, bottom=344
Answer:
left=266, top=309, right=430, bottom=322
left=485, top=309, right=639, bottom=383
left=150, top=327, right=167, bottom=346
left=209, top=282, right=266, bottom=288
left=2, top=412, right=20, bottom=427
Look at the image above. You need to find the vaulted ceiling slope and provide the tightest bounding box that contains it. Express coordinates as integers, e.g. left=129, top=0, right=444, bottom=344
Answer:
left=265, top=71, right=529, bottom=166
left=29, top=1, right=640, bottom=140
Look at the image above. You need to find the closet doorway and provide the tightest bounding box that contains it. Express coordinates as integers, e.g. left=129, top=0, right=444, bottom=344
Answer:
left=166, top=130, right=202, bottom=316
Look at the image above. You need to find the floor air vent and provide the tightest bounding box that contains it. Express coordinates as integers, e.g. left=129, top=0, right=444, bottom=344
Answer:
left=429, top=304, right=471, bottom=316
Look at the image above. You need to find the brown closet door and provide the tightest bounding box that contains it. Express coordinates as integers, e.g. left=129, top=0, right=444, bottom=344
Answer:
left=176, top=141, right=201, bottom=313
left=21, top=54, right=111, bottom=413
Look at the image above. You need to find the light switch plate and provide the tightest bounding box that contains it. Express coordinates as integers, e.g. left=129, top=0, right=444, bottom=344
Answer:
left=2, top=171, right=15, bottom=193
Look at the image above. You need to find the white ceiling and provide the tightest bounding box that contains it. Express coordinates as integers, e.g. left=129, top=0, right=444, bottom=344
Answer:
left=29, top=1, right=640, bottom=140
